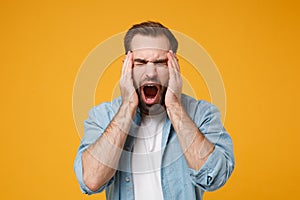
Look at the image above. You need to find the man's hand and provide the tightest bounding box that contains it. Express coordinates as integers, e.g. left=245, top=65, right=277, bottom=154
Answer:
left=120, top=52, right=138, bottom=111
left=165, top=50, right=182, bottom=108
left=164, top=51, right=215, bottom=171
left=82, top=52, right=138, bottom=192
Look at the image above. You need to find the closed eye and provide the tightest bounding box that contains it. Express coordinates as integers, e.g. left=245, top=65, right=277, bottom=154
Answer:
left=152, top=59, right=168, bottom=66
left=133, top=58, right=168, bottom=66
left=133, top=59, right=148, bottom=66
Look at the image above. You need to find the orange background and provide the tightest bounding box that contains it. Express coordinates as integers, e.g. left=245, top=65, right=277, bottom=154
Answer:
left=1, top=0, right=299, bottom=199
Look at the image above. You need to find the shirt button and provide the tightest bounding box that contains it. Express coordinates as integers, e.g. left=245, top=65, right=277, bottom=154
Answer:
left=125, top=177, right=130, bottom=182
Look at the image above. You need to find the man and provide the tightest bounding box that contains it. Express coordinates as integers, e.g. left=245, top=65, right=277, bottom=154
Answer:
left=74, top=21, right=235, bottom=200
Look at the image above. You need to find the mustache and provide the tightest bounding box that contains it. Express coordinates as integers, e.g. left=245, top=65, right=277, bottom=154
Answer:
left=139, top=77, right=161, bottom=86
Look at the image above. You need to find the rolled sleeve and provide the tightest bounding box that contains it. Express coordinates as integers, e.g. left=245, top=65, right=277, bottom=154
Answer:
left=189, top=100, right=235, bottom=191
left=189, top=146, right=234, bottom=191
left=73, top=105, right=115, bottom=195
left=74, top=146, right=108, bottom=194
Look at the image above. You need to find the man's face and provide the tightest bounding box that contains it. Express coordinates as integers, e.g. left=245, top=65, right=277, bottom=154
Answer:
left=130, top=35, right=170, bottom=114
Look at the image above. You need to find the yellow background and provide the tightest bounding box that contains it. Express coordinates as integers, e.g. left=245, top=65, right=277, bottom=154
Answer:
left=1, top=0, right=299, bottom=199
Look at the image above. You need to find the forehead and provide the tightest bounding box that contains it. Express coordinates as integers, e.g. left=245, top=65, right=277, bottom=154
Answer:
left=132, top=48, right=168, bottom=60
left=130, top=35, right=170, bottom=51
left=131, top=35, right=170, bottom=59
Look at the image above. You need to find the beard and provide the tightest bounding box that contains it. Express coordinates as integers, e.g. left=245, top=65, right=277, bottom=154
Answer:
left=135, top=83, right=167, bottom=115
left=137, top=88, right=167, bottom=115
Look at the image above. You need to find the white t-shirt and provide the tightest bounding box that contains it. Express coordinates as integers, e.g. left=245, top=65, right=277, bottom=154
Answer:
left=131, top=112, right=166, bottom=200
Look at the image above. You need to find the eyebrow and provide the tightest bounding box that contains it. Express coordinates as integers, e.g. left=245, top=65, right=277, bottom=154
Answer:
left=152, top=59, right=168, bottom=64
left=133, top=58, right=168, bottom=64
left=133, top=58, right=148, bottom=64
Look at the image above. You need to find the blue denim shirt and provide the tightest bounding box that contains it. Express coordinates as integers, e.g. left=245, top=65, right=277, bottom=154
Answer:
left=74, top=94, right=235, bottom=200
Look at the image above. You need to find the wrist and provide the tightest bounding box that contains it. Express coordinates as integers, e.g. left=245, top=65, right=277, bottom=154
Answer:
left=166, top=103, right=192, bottom=133
left=120, top=102, right=137, bottom=117
left=166, top=101, right=182, bottom=113
left=165, top=94, right=182, bottom=110
left=112, top=103, right=136, bottom=134
left=166, top=102, right=183, bottom=122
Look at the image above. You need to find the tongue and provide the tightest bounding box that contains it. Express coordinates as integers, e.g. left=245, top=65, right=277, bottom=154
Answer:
left=144, top=86, right=158, bottom=98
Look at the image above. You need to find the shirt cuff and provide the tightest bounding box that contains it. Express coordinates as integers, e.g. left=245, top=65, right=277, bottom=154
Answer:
left=74, top=149, right=111, bottom=195
left=188, top=147, right=234, bottom=191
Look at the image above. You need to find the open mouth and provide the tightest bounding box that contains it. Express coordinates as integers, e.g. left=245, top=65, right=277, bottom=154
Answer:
left=142, top=84, right=159, bottom=105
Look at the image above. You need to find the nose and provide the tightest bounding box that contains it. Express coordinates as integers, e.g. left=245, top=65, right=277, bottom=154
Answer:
left=144, top=63, right=158, bottom=79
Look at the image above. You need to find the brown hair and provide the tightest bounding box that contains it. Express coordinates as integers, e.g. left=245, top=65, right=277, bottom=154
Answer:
left=124, top=21, right=178, bottom=53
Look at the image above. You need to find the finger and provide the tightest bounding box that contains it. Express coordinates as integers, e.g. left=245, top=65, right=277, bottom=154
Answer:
left=169, top=51, right=182, bottom=82
left=124, top=52, right=133, bottom=75
left=167, top=52, right=180, bottom=82
left=122, top=51, right=132, bottom=76
left=167, top=52, right=175, bottom=69
left=169, top=50, right=180, bottom=72
left=121, top=53, right=129, bottom=76
left=167, top=51, right=177, bottom=71
left=167, top=52, right=175, bottom=75
left=167, top=51, right=182, bottom=96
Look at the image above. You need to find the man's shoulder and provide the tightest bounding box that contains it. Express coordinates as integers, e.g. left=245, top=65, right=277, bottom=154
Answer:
left=181, top=94, right=220, bottom=122
left=181, top=93, right=215, bottom=110
left=91, top=96, right=122, bottom=115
